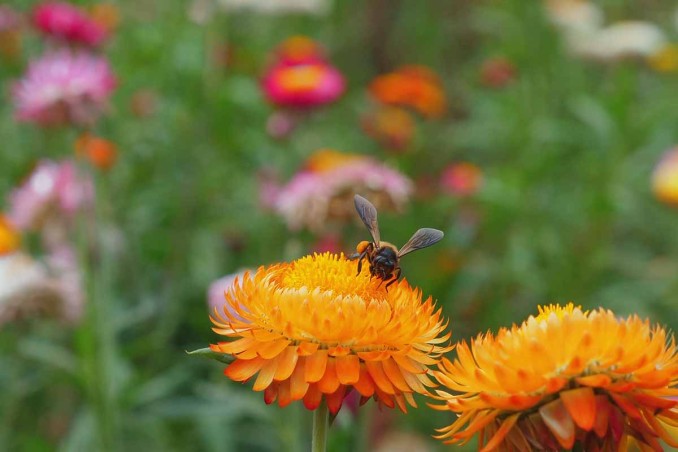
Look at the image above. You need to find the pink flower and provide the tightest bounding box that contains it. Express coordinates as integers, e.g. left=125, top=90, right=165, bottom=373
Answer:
left=8, top=159, right=93, bottom=232
left=33, top=1, right=107, bottom=47
left=13, top=50, right=116, bottom=126
left=261, top=36, right=345, bottom=108
left=207, top=270, right=250, bottom=322
left=440, top=163, right=483, bottom=197
left=272, top=149, right=412, bottom=231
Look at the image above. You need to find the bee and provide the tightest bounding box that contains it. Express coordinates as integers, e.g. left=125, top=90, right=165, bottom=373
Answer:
left=349, top=194, right=444, bottom=289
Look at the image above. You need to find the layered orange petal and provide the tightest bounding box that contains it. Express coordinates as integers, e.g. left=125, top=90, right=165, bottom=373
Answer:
left=210, top=253, right=451, bottom=414
left=431, top=304, right=678, bottom=450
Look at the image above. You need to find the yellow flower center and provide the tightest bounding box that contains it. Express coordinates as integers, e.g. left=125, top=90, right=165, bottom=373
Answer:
left=534, top=302, right=583, bottom=322
left=304, top=149, right=365, bottom=173
left=277, top=65, right=325, bottom=92
left=276, top=253, right=386, bottom=302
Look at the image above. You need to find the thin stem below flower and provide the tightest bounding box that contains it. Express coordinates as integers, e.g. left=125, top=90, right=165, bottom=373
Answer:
left=312, top=400, right=329, bottom=452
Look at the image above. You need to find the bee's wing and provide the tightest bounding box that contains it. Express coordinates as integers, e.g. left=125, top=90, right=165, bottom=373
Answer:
left=354, top=194, right=380, bottom=246
left=397, top=228, right=444, bottom=257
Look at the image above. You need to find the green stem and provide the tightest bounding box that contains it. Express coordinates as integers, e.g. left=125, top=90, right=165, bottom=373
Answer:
left=77, top=166, right=118, bottom=451
left=356, top=401, right=375, bottom=452
left=311, top=400, right=329, bottom=452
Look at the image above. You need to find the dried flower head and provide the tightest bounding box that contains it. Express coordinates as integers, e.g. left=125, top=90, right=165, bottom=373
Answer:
left=431, top=303, right=678, bottom=451
left=210, top=252, right=451, bottom=414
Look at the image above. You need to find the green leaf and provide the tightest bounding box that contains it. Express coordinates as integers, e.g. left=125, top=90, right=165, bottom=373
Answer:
left=186, top=348, right=233, bottom=364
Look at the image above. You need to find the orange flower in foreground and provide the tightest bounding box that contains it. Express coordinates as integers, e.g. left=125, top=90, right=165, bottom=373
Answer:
left=210, top=252, right=451, bottom=414
left=0, top=215, right=20, bottom=255
left=431, top=304, right=678, bottom=451
left=369, top=65, right=446, bottom=118
left=75, top=133, right=117, bottom=170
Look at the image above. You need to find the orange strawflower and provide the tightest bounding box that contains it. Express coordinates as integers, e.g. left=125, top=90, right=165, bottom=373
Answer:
left=431, top=303, right=678, bottom=451
left=0, top=215, right=20, bottom=255
left=369, top=65, right=446, bottom=118
left=75, top=133, right=117, bottom=170
left=210, top=252, right=451, bottom=415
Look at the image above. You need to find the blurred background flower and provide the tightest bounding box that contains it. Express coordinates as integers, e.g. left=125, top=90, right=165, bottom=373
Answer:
left=32, top=1, right=109, bottom=48
left=218, top=0, right=331, bottom=15
left=369, top=65, right=446, bottom=118
left=75, top=133, right=118, bottom=170
left=271, top=149, right=412, bottom=231
left=439, top=163, right=483, bottom=198
left=7, top=159, right=93, bottom=235
left=261, top=36, right=345, bottom=109
left=13, top=50, right=116, bottom=126
left=652, top=147, right=678, bottom=206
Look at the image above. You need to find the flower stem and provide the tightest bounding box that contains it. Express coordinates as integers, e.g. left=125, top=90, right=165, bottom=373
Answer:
left=312, top=400, right=329, bottom=452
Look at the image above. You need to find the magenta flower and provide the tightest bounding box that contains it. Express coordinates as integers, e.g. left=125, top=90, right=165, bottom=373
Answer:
left=8, top=159, right=93, bottom=232
left=13, top=50, right=116, bottom=126
left=261, top=36, right=345, bottom=108
left=33, top=1, right=107, bottom=48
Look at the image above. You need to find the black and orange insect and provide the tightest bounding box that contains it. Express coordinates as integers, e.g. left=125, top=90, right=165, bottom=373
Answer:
left=349, top=194, right=444, bottom=289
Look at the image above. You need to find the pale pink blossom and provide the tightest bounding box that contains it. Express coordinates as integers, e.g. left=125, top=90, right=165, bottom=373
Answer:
left=8, top=159, right=93, bottom=232
left=13, top=50, right=116, bottom=126
left=208, top=270, right=250, bottom=322
left=33, top=1, right=107, bottom=47
left=272, top=150, right=412, bottom=231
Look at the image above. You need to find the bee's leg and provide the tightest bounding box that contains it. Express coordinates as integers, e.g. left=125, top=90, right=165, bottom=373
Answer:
left=384, top=268, right=401, bottom=291
left=350, top=251, right=367, bottom=275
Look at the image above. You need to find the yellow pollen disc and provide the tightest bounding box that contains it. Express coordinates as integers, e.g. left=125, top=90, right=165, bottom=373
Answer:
left=278, top=65, right=325, bottom=92
left=276, top=253, right=385, bottom=301
left=535, top=302, right=583, bottom=322
left=304, top=149, right=366, bottom=173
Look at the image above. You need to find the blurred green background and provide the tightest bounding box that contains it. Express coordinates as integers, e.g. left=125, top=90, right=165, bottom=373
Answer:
left=2, top=0, right=678, bottom=450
